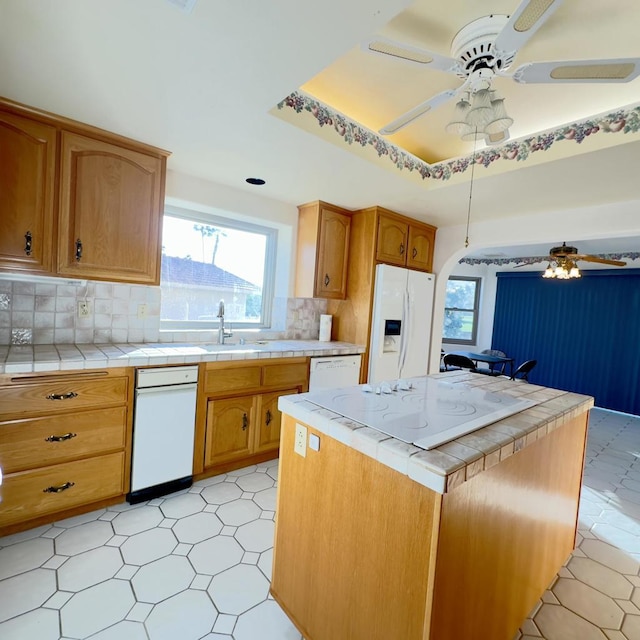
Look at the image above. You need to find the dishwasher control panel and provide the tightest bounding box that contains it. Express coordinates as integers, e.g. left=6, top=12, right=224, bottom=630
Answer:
left=136, top=365, right=199, bottom=388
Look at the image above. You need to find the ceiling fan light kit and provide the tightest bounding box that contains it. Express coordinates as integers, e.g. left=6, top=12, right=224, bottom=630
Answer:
left=538, top=242, right=626, bottom=279
left=367, top=0, right=640, bottom=143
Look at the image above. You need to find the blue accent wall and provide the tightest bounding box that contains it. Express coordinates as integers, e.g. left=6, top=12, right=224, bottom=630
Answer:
left=492, top=269, right=640, bottom=415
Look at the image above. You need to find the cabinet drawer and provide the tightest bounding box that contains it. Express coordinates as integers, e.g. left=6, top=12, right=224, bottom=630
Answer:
left=0, top=376, right=128, bottom=419
left=203, top=366, right=261, bottom=395
left=262, top=362, right=308, bottom=389
left=0, top=407, right=127, bottom=474
left=0, top=452, right=125, bottom=528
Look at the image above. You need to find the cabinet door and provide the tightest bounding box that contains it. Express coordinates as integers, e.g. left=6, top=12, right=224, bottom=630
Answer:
left=0, top=112, right=56, bottom=275
left=315, top=208, right=351, bottom=299
left=376, top=214, right=408, bottom=266
left=57, top=132, right=164, bottom=284
left=406, top=224, right=436, bottom=272
left=255, top=389, right=298, bottom=453
left=205, top=395, right=255, bottom=467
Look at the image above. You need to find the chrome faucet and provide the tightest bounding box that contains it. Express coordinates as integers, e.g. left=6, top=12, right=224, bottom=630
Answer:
left=217, top=299, right=232, bottom=344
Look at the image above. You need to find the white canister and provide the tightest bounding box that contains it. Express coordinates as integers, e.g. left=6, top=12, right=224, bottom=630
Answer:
left=319, top=314, right=333, bottom=342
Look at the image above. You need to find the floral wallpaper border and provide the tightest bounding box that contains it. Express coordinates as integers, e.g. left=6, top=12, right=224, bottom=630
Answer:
left=460, top=252, right=640, bottom=267
left=277, top=91, right=640, bottom=182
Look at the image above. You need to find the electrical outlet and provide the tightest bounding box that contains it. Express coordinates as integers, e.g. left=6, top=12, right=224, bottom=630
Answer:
left=137, top=303, right=148, bottom=319
left=78, top=301, right=90, bottom=318
left=294, top=423, right=307, bottom=457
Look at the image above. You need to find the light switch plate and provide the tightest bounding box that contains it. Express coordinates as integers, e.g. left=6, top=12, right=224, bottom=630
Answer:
left=294, top=423, right=307, bottom=457
left=309, top=433, right=320, bottom=451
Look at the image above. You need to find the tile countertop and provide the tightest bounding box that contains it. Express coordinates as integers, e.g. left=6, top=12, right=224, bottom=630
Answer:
left=0, top=340, right=366, bottom=374
left=278, top=370, right=594, bottom=495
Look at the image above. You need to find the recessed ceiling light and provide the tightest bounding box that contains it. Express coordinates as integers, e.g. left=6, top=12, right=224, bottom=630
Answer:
left=246, top=178, right=266, bottom=185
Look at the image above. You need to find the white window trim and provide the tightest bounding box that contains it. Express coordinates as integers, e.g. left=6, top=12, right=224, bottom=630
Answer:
left=443, top=276, right=481, bottom=345
left=161, top=205, right=277, bottom=330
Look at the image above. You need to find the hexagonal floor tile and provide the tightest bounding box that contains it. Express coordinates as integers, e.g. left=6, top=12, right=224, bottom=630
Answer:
left=132, top=555, right=195, bottom=603
left=54, top=521, right=114, bottom=556
left=234, top=519, right=275, bottom=553
left=113, top=506, right=164, bottom=536
left=61, top=579, right=135, bottom=638
left=0, top=607, right=60, bottom=640
left=160, top=493, right=206, bottom=519
left=216, top=500, right=261, bottom=527
left=144, top=589, right=217, bottom=640
left=0, top=537, right=54, bottom=580
left=0, top=525, right=52, bottom=548
left=201, top=483, right=243, bottom=505
left=120, top=528, right=177, bottom=566
left=566, top=556, right=633, bottom=599
left=55, top=509, right=106, bottom=528
left=233, top=600, right=301, bottom=640
left=208, top=564, right=269, bottom=614
left=235, top=473, right=274, bottom=493
left=534, top=603, right=609, bottom=640
left=90, top=620, right=148, bottom=639
left=258, top=548, right=274, bottom=581
left=173, top=512, right=223, bottom=544
left=580, top=538, right=640, bottom=575
left=57, top=546, right=123, bottom=592
left=188, top=536, right=244, bottom=575
left=253, top=487, right=277, bottom=511
left=0, top=569, right=57, bottom=623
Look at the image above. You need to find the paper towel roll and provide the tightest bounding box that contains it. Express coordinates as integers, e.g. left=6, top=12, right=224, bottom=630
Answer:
left=319, top=314, right=332, bottom=342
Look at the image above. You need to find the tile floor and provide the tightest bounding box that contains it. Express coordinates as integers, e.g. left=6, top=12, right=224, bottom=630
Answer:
left=0, top=407, right=639, bottom=639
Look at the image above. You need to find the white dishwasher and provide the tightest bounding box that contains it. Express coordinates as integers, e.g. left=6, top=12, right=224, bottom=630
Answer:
left=128, top=365, right=198, bottom=504
left=308, top=355, right=362, bottom=391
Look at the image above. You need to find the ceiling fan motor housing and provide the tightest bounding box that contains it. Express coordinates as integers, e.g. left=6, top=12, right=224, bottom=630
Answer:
left=451, top=14, right=515, bottom=80
left=550, top=243, right=578, bottom=259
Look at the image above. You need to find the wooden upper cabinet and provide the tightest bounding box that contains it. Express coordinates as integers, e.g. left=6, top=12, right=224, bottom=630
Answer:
left=0, top=112, right=57, bottom=275
left=295, top=201, right=351, bottom=300
left=57, top=132, right=164, bottom=284
left=406, top=222, right=436, bottom=272
left=376, top=212, right=408, bottom=266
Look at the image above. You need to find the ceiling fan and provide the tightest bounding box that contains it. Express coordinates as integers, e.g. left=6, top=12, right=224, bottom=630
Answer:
left=516, top=242, right=627, bottom=279
left=366, top=0, right=640, bottom=141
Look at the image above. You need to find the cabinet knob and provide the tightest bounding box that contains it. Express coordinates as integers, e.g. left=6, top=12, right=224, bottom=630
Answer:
left=24, top=231, right=33, bottom=256
left=399, top=243, right=405, bottom=256
left=242, top=413, right=248, bottom=431
left=412, top=247, right=417, bottom=259
left=43, top=481, right=75, bottom=494
left=265, top=409, right=272, bottom=426
left=324, top=273, right=330, bottom=287
left=75, top=238, right=83, bottom=261
left=45, top=432, right=77, bottom=443
left=46, top=391, right=78, bottom=401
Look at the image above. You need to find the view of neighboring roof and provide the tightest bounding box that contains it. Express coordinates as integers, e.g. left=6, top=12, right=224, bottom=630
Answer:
left=160, top=255, right=260, bottom=293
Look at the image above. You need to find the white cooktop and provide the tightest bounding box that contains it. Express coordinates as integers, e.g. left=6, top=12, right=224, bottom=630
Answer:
left=304, top=377, right=537, bottom=450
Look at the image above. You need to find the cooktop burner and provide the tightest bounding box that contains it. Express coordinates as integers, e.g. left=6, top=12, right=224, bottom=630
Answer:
left=304, top=377, right=537, bottom=450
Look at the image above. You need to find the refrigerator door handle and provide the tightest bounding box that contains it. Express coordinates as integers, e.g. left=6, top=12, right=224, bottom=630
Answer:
left=399, top=289, right=410, bottom=375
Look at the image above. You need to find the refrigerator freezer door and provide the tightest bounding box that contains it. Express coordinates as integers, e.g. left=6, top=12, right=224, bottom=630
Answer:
left=400, top=270, right=435, bottom=378
left=368, top=264, right=407, bottom=383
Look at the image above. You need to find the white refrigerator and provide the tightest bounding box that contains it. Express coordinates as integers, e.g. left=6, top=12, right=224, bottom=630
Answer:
left=368, top=264, right=435, bottom=384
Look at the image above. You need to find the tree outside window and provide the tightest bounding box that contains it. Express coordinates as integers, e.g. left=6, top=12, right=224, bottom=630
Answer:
left=443, top=277, right=481, bottom=344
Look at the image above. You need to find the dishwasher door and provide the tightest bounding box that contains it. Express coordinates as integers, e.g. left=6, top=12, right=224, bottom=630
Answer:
left=308, top=355, right=362, bottom=391
left=128, top=366, right=198, bottom=503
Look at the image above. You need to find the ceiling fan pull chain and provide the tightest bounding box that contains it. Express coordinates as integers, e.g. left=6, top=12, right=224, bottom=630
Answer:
left=464, top=128, right=479, bottom=248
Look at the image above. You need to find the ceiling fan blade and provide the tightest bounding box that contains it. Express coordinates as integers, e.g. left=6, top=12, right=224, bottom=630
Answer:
left=492, top=0, right=564, bottom=59
left=512, top=58, right=640, bottom=84
left=379, top=88, right=460, bottom=135
left=363, top=36, right=460, bottom=74
left=577, top=255, right=627, bottom=266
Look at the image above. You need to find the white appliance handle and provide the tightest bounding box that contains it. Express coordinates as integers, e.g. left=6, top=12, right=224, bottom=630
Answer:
left=399, top=288, right=410, bottom=375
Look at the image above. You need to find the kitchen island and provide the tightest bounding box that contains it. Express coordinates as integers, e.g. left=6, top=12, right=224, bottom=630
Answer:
left=271, top=371, right=593, bottom=640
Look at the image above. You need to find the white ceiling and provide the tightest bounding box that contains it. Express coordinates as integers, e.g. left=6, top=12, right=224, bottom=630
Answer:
left=1, top=0, right=639, bottom=256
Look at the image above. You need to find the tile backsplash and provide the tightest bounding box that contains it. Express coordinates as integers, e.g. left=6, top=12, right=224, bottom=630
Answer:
left=0, top=278, right=329, bottom=345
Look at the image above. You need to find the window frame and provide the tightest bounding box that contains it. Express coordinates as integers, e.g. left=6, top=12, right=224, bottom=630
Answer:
left=160, top=205, right=277, bottom=331
left=442, top=276, right=481, bottom=345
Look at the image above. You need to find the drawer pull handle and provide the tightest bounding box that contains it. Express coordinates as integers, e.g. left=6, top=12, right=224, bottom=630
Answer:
left=45, top=432, right=77, bottom=443
left=46, top=391, right=78, bottom=401
left=25, top=231, right=33, bottom=256
left=242, top=413, right=248, bottom=431
left=43, top=481, right=75, bottom=494
left=265, top=409, right=272, bottom=426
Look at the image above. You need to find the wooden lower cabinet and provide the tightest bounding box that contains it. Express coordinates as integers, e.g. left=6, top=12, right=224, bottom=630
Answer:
left=197, top=359, right=308, bottom=477
left=0, top=368, right=133, bottom=535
